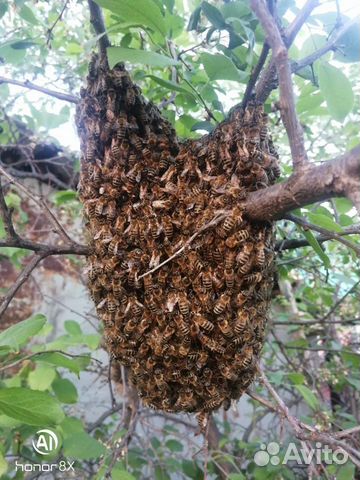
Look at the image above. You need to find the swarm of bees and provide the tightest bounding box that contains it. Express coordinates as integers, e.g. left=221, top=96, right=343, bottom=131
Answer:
left=76, top=54, right=279, bottom=421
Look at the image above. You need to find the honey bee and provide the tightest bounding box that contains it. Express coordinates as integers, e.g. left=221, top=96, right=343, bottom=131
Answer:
left=162, top=215, right=173, bottom=238
left=124, top=318, right=138, bottom=335
left=126, top=87, right=136, bottom=106
left=177, top=318, right=190, bottom=336
left=220, top=364, right=238, bottom=381
left=178, top=343, right=190, bottom=356
left=196, top=350, right=208, bottom=369
left=143, top=273, right=153, bottom=292
left=194, top=314, right=214, bottom=332
left=104, top=257, right=119, bottom=274
left=111, top=140, right=120, bottom=159
left=146, top=356, right=156, bottom=371
left=100, top=121, right=113, bottom=142
left=202, top=271, right=213, bottom=290
left=225, top=229, right=249, bottom=248
left=148, top=218, right=160, bottom=239
left=235, top=346, right=253, bottom=369
left=213, top=293, right=230, bottom=315
left=236, top=243, right=253, bottom=273
left=217, top=317, right=233, bottom=337
left=107, top=294, right=118, bottom=313
left=234, top=311, right=249, bottom=334
left=106, top=200, right=116, bottom=221
left=178, top=292, right=190, bottom=316
left=224, top=251, right=236, bottom=270
left=224, top=269, right=235, bottom=289
left=244, top=272, right=263, bottom=284
left=146, top=294, right=158, bottom=314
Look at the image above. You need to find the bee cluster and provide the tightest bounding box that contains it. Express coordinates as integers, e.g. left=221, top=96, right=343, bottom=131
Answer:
left=76, top=54, right=279, bottom=417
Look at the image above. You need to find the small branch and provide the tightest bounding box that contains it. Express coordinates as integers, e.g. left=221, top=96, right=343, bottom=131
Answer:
left=255, top=0, right=319, bottom=103
left=0, top=254, right=44, bottom=319
left=0, top=350, right=100, bottom=372
left=293, top=16, right=360, bottom=74
left=46, top=0, right=70, bottom=46
left=275, top=224, right=360, bottom=251
left=241, top=42, right=270, bottom=109
left=87, top=404, right=123, bottom=433
left=273, top=343, right=360, bottom=356
left=138, top=212, right=227, bottom=279
left=88, top=0, right=111, bottom=62
left=0, top=76, right=78, bottom=103
left=251, top=0, right=308, bottom=170
left=0, top=176, right=19, bottom=240
left=285, top=214, right=360, bottom=257
left=0, top=166, right=77, bottom=245
left=271, top=317, right=360, bottom=326
left=257, top=367, right=360, bottom=468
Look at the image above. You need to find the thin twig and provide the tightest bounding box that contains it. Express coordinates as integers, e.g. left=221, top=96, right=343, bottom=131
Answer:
left=138, top=212, right=227, bottom=279
left=285, top=214, right=360, bottom=257
left=46, top=0, right=70, bottom=46
left=0, top=165, right=77, bottom=245
left=0, top=76, right=78, bottom=103
left=0, top=254, right=44, bottom=320
left=0, top=349, right=101, bottom=372
left=241, top=42, right=270, bottom=108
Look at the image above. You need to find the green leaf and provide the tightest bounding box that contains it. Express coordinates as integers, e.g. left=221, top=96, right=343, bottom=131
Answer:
left=34, top=352, right=89, bottom=375
left=28, top=365, right=56, bottom=391
left=347, top=377, right=360, bottom=390
left=0, top=387, right=64, bottom=425
left=19, top=5, right=39, bottom=25
left=53, top=190, right=78, bottom=206
left=318, top=62, right=354, bottom=122
left=52, top=378, right=78, bottom=404
left=63, top=432, right=106, bottom=459
left=294, top=385, right=319, bottom=410
left=95, top=0, right=167, bottom=37
left=64, top=320, right=82, bottom=336
left=165, top=439, right=183, bottom=452
left=307, top=212, right=343, bottom=233
left=287, top=373, right=306, bottom=385
left=200, top=52, right=246, bottom=82
left=0, top=452, right=8, bottom=477
left=108, top=47, right=178, bottom=68
left=228, top=474, right=246, bottom=480
left=191, top=121, right=215, bottom=132
left=201, top=2, right=226, bottom=30
left=333, top=198, right=354, bottom=215
left=0, top=314, right=46, bottom=351
left=146, top=75, right=195, bottom=98
left=297, top=226, right=330, bottom=268
left=334, top=19, right=360, bottom=63
left=112, top=468, right=137, bottom=480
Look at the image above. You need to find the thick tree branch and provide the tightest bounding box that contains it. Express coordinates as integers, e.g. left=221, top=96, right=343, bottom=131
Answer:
left=244, top=146, right=360, bottom=221
left=251, top=0, right=308, bottom=170
left=0, top=76, right=78, bottom=103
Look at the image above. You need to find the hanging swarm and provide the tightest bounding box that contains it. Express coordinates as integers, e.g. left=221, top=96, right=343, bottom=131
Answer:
left=76, top=54, right=280, bottom=418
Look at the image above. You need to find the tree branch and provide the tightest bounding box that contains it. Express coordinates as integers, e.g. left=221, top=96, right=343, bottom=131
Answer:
left=244, top=145, right=360, bottom=221
left=251, top=0, right=308, bottom=170
left=255, top=0, right=319, bottom=103
left=275, top=224, right=360, bottom=251
left=0, top=76, right=78, bottom=103
left=285, top=214, right=360, bottom=256
left=88, top=0, right=111, bottom=62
